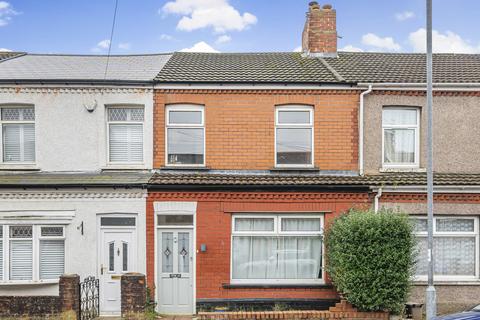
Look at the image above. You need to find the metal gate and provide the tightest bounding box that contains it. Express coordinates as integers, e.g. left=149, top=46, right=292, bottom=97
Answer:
left=79, top=276, right=100, bottom=320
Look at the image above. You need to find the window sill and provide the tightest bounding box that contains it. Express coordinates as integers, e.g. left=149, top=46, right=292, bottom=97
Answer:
left=0, top=279, right=59, bottom=286
left=160, top=166, right=210, bottom=171
left=223, top=283, right=331, bottom=289
left=102, top=164, right=147, bottom=171
left=270, top=167, right=319, bottom=173
left=0, top=164, right=40, bottom=171
left=380, top=167, right=425, bottom=173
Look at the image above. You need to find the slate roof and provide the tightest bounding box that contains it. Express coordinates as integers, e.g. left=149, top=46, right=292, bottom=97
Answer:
left=0, top=172, right=151, bottom=187
left=155, top=51, right=480, bottom=84
left=149, top=172, right=480, bottom=187
left=0, top=53, right=172, bottom=83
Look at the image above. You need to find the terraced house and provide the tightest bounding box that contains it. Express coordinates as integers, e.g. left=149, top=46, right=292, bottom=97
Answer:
left=1, top=1, right=480, bottom=318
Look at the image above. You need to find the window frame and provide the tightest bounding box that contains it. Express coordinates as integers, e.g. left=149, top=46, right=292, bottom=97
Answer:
left=0, top=224, right=65, bottom=284
left=106, top=105, right=145, bottom=165
left=412, top=216, right=479, bottom=282
left=230, top=213, right=324, bottom=285
left=274, top=105, right=314, bottom=168
left=0, top=105, right=36, bottom=165
left=165, top=104, right=205, bottom=167
left=382, top=107, right=420, bottom=169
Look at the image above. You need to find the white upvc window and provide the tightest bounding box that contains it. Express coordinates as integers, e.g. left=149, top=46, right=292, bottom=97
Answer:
left=231, top=214, right=324, bottom=284
left=0, top=107, right=35, bottom=163
left=275, top=106, right=314, bottom=167
left=166, top=105, right=205, bottom=166
left=412, top=216, right=479, bottom=281
left=382, top=107, right=420, bottom=168
left=0, top=225, right=65, bottom=283
left=107, top=106, right=144, bottom=163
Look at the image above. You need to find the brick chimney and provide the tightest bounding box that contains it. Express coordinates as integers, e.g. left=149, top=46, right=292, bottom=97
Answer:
left=302, top=2, right=337, bottom=57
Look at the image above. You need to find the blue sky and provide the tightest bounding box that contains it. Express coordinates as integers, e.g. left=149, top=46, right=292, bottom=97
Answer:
left=1, top=0, right=480, bottom=54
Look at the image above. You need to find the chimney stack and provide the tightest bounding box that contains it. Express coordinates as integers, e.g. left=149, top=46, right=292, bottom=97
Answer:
left=302, top=2, right=337, bottom=57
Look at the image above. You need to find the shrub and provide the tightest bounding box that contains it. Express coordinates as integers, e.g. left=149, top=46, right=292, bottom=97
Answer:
left=325, top=208, right=416, bottom=314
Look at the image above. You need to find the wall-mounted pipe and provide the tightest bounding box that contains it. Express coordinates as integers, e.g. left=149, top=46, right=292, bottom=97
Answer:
left=374, top=187, right=383, bottom=213
left=359, top=84, right=373, bottom=176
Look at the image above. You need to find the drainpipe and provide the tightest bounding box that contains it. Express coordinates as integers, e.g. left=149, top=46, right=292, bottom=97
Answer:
left=359, top=85, right=373, bottom=176
left=374, top=187, right=383, bottom=213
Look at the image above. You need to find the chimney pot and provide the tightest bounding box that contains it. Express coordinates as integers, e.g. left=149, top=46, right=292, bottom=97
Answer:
left=323, top=4, right=333, bottom=10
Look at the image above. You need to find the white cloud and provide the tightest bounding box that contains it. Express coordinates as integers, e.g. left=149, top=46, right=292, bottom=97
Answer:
left=339, top=45, right=364, bottom=52
left=293, top=46, right=302, bottom=52
left=216, top=35, right=231, bottom=44
left=161, top=0, right=257, bottom=33
left=395, top=11, right=415, bottom=21
left=160, top=34, right=174, bottom=41
left=0, top=1, right=18, bottom=27
left=361, top=33, right=401, bottom=51
left=118, top=42, right=131, bottom=50
left=409, top=28, right=480, bottom=53
left=0, top=47, right=11, bottom=52
left=180, top=41, right=219, bottom=53
left=91, top=39, right=111, bottom=52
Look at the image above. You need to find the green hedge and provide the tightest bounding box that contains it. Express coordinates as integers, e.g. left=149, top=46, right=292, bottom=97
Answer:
left=325, top=208, right=416, bottom=314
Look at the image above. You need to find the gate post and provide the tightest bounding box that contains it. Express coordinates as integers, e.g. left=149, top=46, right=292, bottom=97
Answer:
left=121, top=273, right=146, bottom=318
left=59, top=274, right=80, bottom=320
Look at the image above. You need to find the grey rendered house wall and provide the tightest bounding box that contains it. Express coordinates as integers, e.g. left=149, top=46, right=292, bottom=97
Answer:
left=363, top=93, right=480, bottom=174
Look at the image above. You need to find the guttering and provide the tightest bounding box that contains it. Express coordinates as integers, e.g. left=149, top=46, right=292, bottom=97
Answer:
left=371, top=185, right=480, bottom=193
left=359, top=85, right=372, bottom=176
left=153, top=82, right=357, bottom=90
left=358, top=82, right=480, bottom=91
left=374, top=187, right=383, bottom=213
left=0, top=79, right=154, bottom=87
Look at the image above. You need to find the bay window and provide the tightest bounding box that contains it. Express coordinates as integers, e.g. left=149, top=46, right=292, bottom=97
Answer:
left=0, top=225, right=65, bottom=282
left=231, top=214, right=323, bottom=284
left=275, top=106, right=313, bottom=167
left=166, top=105, right=205, bottom=166
left=382, top=107, right=419, bottom=168
left=1, top=107, right=35, bottom=163
left=413, top=216, right=478, bottom=280
left=108, top=107, right=144, bottom=163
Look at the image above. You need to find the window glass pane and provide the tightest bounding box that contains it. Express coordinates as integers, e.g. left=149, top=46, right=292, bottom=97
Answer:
left=167, top=128, right=204, bottom=165
left=161, top=232, right=173, bottom=273
left=436, top=218, right=474, bottom=232
left=412, top=219, right=428, bottom=232
left=109, top=124, right=143, bottom=162
left=10, top=226, right=32, bottom=238
left=40, top=240, right=65, bottom=279
left=1, top=108, right=35, bottom=121
left=109, top=242, right=114, bottom=271
left=41, top=226, right=64, bottom=237
left=10, top=240, right=33, bottom=280
left=169, top=111, right=202, bottom=124
left=108, top=108, right=144, bottom=122
left=384, top=129, right=415, bottom=163
left=101, top=217, right=136, bottom=227
left=158, top=215, right=193, bottom=226
left=276, top=128, right=312, bottom=165
left=383, top=109, right=417, bottom=126
left=415, top=236, right=476, bottom=276
left=281, top=218, right=321, bottom=232
left=3, top=124, right=35, bottom=163
left=178, top=232, right=190, bottom=273
left=235, top=218, right=274, bottom=232
left=122, top=243, right=128, bottom=272
left=232, top=236, right=322, bottom=279
left=278, top=110, right=310, bottom=124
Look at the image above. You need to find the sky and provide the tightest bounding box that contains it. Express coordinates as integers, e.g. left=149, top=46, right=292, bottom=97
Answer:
left=2, top=0, right=480, bottom=54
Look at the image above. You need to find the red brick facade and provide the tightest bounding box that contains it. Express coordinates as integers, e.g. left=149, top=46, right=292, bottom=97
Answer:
left=146, top=191, right=370, bottom=301
left=153, top=89, right=360, bottom=171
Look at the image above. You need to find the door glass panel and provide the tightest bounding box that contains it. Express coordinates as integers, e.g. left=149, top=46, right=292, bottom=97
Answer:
left=162, top=232, right=173, bottom=273
left=178, top=232, right=190, bottom=273
left=109, top=242, right=114, bottom=271
left=122, top=243, right=128, bottom=272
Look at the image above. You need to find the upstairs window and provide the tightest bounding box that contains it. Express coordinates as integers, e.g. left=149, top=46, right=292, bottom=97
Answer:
left=382, top=107, right=419, bottom=167
left=166, top=105, right=205, bottom=166
left=275, top=106, right=313, bottom=167
left=1, top=107, right=35, bottom=163
left=108, top=107, right=144, bottom=163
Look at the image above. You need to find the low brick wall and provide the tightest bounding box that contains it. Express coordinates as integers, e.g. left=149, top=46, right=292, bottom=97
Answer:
left=121, top=273, right=146, bottom=317
left=198, top=300, right=389, bottom=320
left=0, top=274, right=80, bottom=319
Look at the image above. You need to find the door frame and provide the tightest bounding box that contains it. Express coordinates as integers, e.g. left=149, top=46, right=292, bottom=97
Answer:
left=96, top=213, right=139, bottom=315
left=154, top=202, right=197, bottom=315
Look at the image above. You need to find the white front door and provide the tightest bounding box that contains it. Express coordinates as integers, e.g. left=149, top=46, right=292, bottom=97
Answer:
left=99, top=228, right=135, bottom=315
left=157, top=229, right=194, bottom=314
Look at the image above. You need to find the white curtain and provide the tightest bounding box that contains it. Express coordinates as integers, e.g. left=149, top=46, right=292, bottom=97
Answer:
left=3, top=124, right=35, bottom=162
left=384, top=129, right=415, bottom=163
left=109, top=124, right=143, bottom=162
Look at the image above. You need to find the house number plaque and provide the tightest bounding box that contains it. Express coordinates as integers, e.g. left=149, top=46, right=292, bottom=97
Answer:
left=169, top=273, right=181, bottom=278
